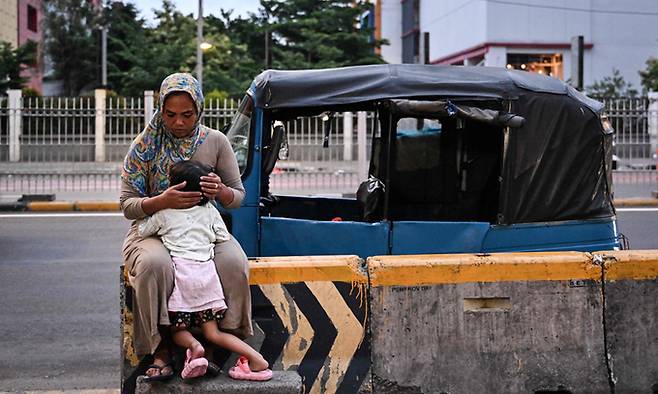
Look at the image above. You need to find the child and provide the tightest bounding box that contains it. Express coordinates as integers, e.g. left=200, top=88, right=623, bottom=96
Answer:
left=138, top=159, right=272, bottom=381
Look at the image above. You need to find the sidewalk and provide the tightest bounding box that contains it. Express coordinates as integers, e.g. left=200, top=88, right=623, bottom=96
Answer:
left=1, top=190, right=657, bottom=212
left=1, top=162, right=657, bottom=211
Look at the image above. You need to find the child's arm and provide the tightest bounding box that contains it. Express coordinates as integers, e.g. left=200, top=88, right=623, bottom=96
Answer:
left=209, top=206, right=230, bottom=242
left=137, top=212, right=163, bottom=237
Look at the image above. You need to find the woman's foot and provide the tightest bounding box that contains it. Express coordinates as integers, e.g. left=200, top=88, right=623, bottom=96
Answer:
left=144, top=351, right=174, bottom=381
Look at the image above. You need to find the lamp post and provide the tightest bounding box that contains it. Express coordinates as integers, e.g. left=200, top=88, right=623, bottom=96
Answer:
left=196, top=0, right=203, bottom=87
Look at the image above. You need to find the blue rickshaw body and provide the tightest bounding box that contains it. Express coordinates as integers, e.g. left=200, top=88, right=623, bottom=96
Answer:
left=222, top=65, right=619, bottom=258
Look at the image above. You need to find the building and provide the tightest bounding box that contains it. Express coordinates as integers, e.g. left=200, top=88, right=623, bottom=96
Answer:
left=0, top=0, right=44, bottom=93
left=375, top=0, right=658, bottom=90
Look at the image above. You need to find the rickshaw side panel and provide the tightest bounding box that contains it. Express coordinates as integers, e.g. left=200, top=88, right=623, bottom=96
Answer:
left=390, top=221, right=490, bottom=254
left=482, top=217, right=619, bottom=253
left=260, top=217, right=390, bottom=258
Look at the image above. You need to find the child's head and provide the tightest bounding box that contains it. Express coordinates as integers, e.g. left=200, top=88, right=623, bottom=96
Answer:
left=168, top=160, right=213, bottom=206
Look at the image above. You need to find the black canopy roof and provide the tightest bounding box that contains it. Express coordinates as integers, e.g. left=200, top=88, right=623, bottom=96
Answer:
left=251, top=64, right=602, bottom=112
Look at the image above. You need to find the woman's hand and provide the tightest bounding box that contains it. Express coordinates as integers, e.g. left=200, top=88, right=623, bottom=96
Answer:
left=201, top=172, right=234, bottom=206
left=142, top=181, right=202, bottom=214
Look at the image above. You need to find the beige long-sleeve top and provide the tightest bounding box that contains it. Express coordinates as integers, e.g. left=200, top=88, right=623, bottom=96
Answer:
left=120, top=128, right=246, bottom=221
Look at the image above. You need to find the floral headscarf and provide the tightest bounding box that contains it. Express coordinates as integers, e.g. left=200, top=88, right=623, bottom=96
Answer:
left=122, top=73, right=209, bottom=196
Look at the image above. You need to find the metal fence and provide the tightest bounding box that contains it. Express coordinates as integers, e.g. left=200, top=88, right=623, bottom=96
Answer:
left=0, top=94, right=656, bottom=195
left=0, top=97, right=7, bottom=162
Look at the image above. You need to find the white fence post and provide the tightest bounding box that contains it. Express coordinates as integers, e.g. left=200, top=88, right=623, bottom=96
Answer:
left=8, top=89, right=22, bottom=162
left=343, top=111, right=353, bottom=161
left=357, top=111, right=367, bottom=181
left=648, top=91, right=658, bottom=158
left=144, top=90, right=155, bottom=126
left=94, top=89, right=107, bottom=162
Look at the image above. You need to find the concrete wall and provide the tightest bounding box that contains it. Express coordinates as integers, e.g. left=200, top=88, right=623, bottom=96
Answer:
left=421, top=0, right=488, bottom=64
left=0, top=0, right=18, bottom=46
left=378, top=0, right=402, bottom=64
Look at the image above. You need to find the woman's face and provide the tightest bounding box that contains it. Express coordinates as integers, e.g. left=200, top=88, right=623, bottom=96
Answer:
left=162, top=93, right=198, bottom=138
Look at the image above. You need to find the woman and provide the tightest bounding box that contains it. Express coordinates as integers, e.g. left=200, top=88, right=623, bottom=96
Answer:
left=121, top=73, right=252, bottom=381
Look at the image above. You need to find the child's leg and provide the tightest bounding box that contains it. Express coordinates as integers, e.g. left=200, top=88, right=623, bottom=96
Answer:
left=201, top=320, right=269, bottom=371
left=171, top=327, right=205, bottom=360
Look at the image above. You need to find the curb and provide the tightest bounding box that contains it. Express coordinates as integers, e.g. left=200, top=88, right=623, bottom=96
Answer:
left=614, top=198, right=658, bottom=207
left=0, top=200, right=120, bottom=212
left=0, top=198, right=657, bottom=212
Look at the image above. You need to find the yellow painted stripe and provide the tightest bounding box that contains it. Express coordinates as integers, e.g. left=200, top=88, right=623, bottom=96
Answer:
left=307, top=281, right=364, bottom=394
left=596, top=250, right=658, bottom=280
left=259, top=284, right=313, bottom=369
left=614, top=198, right=658, bottom=207
left=75, top=201, right=120, bottom=211
left=27, top=201, right=74, bottom=211
left=368, top=252, right=599, bottom=286
left=249, top=256, right=367, bottom=284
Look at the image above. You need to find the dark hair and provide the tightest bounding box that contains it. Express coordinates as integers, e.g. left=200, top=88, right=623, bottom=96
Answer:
left=168, top=160, right=213, bottom=206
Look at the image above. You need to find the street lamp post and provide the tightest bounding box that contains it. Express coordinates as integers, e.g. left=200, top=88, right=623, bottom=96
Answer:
left=196, top=0, right=203, bottom=88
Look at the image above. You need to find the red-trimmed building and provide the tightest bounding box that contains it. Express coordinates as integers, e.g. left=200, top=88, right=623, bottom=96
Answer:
left=0, top=0, right=44, bottom=93
left=373, top=0, right=658, bottom=89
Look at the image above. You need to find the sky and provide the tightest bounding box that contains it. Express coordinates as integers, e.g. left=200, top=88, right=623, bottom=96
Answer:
left=131, top=0, right=263, bottom=25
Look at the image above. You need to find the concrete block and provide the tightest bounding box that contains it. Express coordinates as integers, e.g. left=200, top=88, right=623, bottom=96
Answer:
left=368, top=252, right=610, bottom=393
left=134, top=371, right=302, bottom=394
left=600, top=251, right=658, bottom=393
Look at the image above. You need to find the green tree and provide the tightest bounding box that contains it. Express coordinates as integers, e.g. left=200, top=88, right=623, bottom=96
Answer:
left=639, top=57, right=658, bottom=92
left=44, top=0, right=99, bottom=95
left=101, top=1, right=150, bottom=96
left=586, top=68, right=638, bottom=98
left=203, top=12, right=263, bottom=98
left=0, top=40, right=37, bottom=95
left=260, top=0, right=385, bottom=70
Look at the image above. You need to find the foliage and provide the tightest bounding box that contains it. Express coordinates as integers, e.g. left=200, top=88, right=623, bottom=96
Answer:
left=260, top=0, right=385, bottom=69
left=43, top=0, right=386, bottom=97
left=22, top=87, right=41, bottom=97
left=0, top=40, right=38, bottom=95
left=586, top=68, right=638, bottom=98
left=639, top=57, right=658, bottom=93
left=44, top=0, right=99, bottom=95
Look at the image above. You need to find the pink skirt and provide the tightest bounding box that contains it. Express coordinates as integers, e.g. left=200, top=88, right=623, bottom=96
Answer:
left=168, top=256, right=227, bottom=313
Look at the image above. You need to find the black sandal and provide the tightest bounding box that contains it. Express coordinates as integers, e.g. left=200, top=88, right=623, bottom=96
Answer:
left=206, top=361, right=221, bottom=377
left=142, top=362, right=175, bottom=382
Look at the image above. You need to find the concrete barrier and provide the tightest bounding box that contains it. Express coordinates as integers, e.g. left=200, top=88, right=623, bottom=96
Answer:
left=121, top=251, right=658, bottom=394
left=596, top=250, right=658, bottom=393
left=367, top=252, right=610, bottom=393
left=121, top=255, right=371, bottom=394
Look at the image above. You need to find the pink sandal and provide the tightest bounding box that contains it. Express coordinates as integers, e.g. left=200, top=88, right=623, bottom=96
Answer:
left=228, top=356, right=273, bottom=381
left=181, top=349, right=208, bottom=379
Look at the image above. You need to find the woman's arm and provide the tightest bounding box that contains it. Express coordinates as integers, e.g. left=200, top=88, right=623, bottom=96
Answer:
left=214, top=133, right=246, bottom=209
left=199, top=131, right=246, bottom=209
left=120, top=178, right=203, bottom=220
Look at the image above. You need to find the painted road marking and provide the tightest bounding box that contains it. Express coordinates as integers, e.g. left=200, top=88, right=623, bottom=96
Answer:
left=616, top=207, right=658, bottom=212
left=0, top=212, right=124, bottom=218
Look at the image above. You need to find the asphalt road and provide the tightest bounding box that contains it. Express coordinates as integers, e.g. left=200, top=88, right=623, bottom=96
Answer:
left=0, top=210, right=656, bottom=391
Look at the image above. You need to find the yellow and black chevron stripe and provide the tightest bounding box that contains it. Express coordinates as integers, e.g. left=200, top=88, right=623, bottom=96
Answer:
left=251, top=281, right=370, bottom=393
left=249, top=255, right=370, bottom=394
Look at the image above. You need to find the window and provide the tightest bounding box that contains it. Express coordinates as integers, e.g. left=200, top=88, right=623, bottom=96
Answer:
left=226, top=95, right=254, bottom=174
left=506, top=53, right=563, bottom=79
left=27, top=5, right=37, bottom=33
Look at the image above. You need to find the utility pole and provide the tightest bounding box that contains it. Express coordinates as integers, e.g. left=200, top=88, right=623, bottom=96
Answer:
left=196, top=0, right=204, bottom=87
left=101, top=26, right=107, bottom=86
